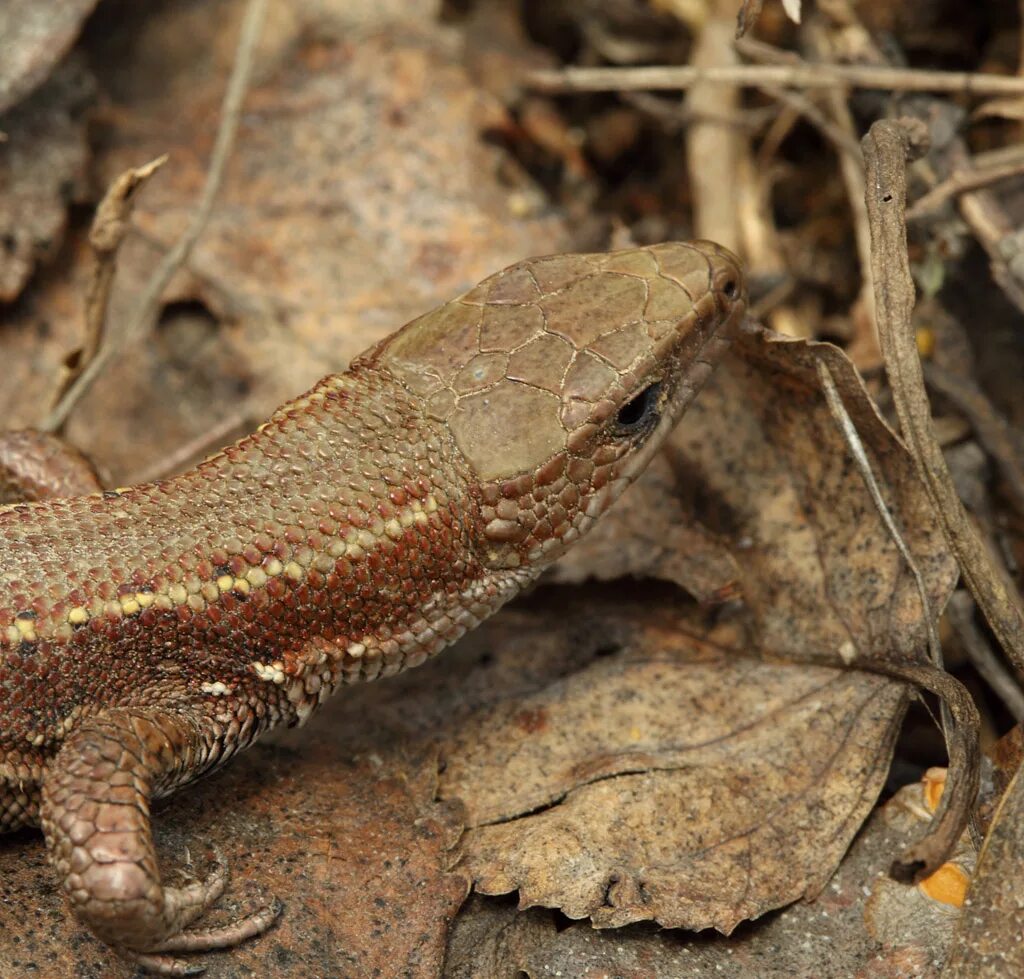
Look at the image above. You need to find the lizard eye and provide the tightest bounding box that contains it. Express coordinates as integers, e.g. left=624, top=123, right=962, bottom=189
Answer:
left=613, top=382, right=662, bottom=436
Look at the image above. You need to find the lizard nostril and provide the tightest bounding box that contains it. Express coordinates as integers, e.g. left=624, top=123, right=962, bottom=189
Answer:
left=722, top=277, right=739, bottom=300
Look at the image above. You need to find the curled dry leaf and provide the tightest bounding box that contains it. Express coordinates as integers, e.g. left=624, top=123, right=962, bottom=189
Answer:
left=566, top=326, right=959, bottom=669
left=0, top=59, right=92, bottom=302
left=439, top=595, right=907, bottom=933
left=444, top=773, right=963, bottom=979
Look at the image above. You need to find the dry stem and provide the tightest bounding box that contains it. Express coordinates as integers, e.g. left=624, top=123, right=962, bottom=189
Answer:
left=42, top=0, right=269, bottom=433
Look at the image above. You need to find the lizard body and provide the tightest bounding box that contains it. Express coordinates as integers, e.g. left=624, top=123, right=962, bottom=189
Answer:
left=0, top=241, right=745, bottom=970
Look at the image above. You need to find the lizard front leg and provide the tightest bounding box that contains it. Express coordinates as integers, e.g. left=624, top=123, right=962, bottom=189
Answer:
left=40, top=707, right=280, bottom=973
left=0, top=430, right=101, bottom=503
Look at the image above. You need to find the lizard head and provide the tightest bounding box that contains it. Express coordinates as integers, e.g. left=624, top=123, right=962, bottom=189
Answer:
left=366, top=240, right=746, bottom=571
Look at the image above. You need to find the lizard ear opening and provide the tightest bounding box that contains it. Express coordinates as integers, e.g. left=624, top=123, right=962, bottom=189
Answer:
left=612, top=381, right=662, bottom=437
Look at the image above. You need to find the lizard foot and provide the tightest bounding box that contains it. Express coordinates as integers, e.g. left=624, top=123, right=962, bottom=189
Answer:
left=40, top=708, right=280, bottom=965
left=134, top=897, right=284, bottom=975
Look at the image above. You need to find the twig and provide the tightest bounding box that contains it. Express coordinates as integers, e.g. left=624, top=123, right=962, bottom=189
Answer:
left=527, top=63, right=1024, bottom=96
left=757, top=84, right=862, bottom=160
left=863, top=120, right=1024, bottom=686
left=907, top=156, right=1024, bottom=220
left=685, top=14, right=742, bottom=250
left=947, top=592, right=1024, bottom=723
left=923, top=362, right=1024, bottom=518
left=50, top=156, right=168, bottom=409
left=42, top=0, right=268, bottom=433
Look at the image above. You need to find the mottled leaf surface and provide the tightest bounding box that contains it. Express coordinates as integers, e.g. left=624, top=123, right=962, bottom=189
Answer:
left=438, top=596, right=907, bottom=932
left=443, top=777, right=961, bottom=979
left=562, top=328, right=959, bottom=668
left=0, top=731, right=466, bottom=979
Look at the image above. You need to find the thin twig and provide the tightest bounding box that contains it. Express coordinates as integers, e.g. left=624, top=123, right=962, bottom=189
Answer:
left=947, top=592, right=1024, bottom=723
left=42, top=0, right=268, bottom=433
left=863, top=120, right=1024, bottom=683
left=907, top=156, right=1024, bottom=220
left=923, top=362, right=1024, bottom=518
left=527, top=63, right=1024, bottom=96
left=756, top=84, right=862, bottom=160
left=685, top=15, right=742, bottom=250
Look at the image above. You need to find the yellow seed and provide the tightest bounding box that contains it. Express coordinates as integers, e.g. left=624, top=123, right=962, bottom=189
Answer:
left=915, top=326, right=935, bottom=359
left=919, top=862, right=969, bottom=907
left=923, top=767, right=947, bottom=813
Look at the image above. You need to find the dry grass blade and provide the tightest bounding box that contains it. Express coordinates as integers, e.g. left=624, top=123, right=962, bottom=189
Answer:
left=814, top=358, right=979, bottom=882
left=862, top=118, right=1024, bottom=678
left=41, top=0, right=269, bottom=433
left=49, top=155, right=167, bottom=411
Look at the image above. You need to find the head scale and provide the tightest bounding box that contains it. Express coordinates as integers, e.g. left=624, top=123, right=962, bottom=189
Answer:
left=363, top=240, right=746, bottom=570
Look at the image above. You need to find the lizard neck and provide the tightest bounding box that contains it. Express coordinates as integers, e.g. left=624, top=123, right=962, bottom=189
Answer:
left=0, top=367, right=535, bottom=754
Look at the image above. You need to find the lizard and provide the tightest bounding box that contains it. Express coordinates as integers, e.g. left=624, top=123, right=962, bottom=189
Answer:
left=0, top=240, right=746, bottom=973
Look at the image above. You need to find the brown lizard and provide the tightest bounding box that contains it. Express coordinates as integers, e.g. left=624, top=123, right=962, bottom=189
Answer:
left=0, top=240, right=745, bottom=973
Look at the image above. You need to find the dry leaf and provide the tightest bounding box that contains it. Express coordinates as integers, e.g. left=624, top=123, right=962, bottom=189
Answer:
left=439, top=595, right=907, bottom=933
left=551, top=451, right=742, bottom=604
left=444, top=775, right=962, bottom=979
left=566, top=328, right=959, bottom=669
